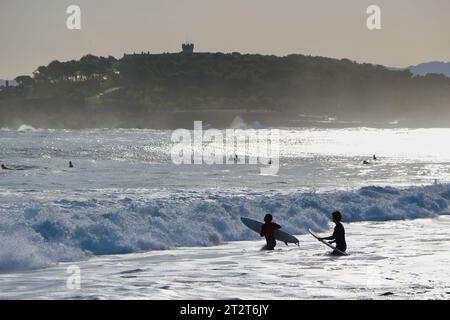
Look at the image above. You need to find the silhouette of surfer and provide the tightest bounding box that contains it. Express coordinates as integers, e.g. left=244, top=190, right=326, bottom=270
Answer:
left=319, top=211, right=347, bottom=255
left=260, top=214, right=281, bottom=250
left=234, top=155, right=239, bottom=164
left=1, top=164, right=33, bottom=171
left=69, top=161, right=74, bottom=168
left=363, top=160, right=370, bottom=165
left=373, top=154, right=377, bottom=161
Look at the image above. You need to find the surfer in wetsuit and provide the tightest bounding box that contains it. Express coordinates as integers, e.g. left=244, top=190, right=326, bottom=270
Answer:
left=69, top=161, right=74, bottom=168
left=320, top=211, right=347, bottom=255
left=260, top=214, right=281, bottom=250
left=1, top=164, right=11, bottom=170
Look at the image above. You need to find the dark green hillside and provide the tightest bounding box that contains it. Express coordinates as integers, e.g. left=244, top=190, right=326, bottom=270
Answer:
left=1, top=52, right=449, bottom=128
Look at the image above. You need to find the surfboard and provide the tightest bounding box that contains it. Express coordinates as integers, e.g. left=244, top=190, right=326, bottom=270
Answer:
left=241, top=217, right=299, bottom=245
left=308, top=229, right=348, bottom=256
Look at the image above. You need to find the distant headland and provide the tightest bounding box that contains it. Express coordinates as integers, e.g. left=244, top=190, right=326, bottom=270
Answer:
left=1, top=43, right=450, bottom=129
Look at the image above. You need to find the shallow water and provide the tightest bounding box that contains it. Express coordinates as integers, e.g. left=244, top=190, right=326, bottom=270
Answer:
left=1, top=216, right=449, bottom=300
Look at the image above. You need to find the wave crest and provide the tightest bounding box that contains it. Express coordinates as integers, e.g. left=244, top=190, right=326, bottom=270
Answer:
left=17, top=124, right=41, bottom=132
left=0, top=184, right=449, bottom=272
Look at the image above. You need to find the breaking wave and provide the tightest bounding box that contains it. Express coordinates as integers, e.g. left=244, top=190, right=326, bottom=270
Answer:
left=1, top=184, right=449, bottom=272
left=17, top=124, right=40, bottom=132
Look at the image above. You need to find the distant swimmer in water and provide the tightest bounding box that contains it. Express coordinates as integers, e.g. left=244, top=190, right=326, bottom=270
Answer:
left=1, top=164, right=34, bottom=171
left=319, top=211, right=347, bottom=256
left=260, top=214, right=282, bottom=250
left=69, top=161, right=74, bottom=168
left=373, top=154, right=377, bottom=161
left=363, top=160, right=370, bottom=165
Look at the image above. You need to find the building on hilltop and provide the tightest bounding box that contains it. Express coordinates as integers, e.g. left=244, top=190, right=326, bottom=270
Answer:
left=182, top=43, right=194, bottom=54
left=123, top=51, right=151, bottom=58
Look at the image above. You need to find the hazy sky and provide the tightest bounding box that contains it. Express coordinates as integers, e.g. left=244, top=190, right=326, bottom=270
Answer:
left=1, top=0, right=449, bottom=79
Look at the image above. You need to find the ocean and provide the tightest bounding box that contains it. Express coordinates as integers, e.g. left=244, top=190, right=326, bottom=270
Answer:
left=1, top=126, right=450, bottom=274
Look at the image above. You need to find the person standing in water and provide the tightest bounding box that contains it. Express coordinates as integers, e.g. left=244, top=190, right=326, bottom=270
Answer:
left=320, top=211, right=347, bottom=255
left=260, top=214, right=281, bottom=250
left=69, top=161, right=74, bottom=168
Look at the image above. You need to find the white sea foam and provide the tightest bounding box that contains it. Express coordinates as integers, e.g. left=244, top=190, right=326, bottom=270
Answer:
left=17, top=124, right=40, bottom=132
left=2, top=216, right=449, bottom=299
left=0, top=184, right=449, bottom=272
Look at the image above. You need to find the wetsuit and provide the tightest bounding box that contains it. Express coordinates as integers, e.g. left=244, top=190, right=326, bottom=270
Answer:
left=323, top=222, right=347, bottom=255
left=260, top=222, right=281, bottom=250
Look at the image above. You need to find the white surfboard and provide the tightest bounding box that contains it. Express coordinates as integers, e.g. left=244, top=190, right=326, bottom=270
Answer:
left=308, top=229, right=348, bottom=256
left=241, top=217, right=299, bottom=245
